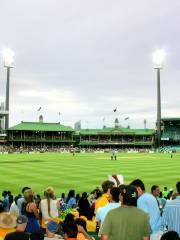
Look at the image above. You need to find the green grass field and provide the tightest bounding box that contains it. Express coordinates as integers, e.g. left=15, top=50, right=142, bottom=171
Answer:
left=0, top=152, right=179, bottom=197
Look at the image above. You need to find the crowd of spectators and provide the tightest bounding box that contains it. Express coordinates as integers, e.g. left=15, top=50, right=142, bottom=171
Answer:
left=0, top=178, right=180, bottom=240
left=0, top=145, right=155, bottom=154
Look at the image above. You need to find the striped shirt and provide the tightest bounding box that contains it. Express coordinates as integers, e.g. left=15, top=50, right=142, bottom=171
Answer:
left=162, top=196, right=180, bottom=235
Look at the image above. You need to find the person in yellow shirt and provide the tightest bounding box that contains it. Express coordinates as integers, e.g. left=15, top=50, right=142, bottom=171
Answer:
left=95, top=180, right=114, bottom=214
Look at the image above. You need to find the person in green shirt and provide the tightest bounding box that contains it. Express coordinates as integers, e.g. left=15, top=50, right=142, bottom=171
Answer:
left=100, top=185, right=151, bottom=240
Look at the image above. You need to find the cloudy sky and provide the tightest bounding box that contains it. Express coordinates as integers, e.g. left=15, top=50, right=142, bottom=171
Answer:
left=0, top=0, right=180, bottom=129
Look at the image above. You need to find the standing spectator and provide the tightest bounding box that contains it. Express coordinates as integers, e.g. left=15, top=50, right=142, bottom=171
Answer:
left=100, top=185, right=151, bottom=240
left=4, top=215, right=30, bottom=240
left=130, top=179, right=162, bottom=240
left=96, top=187, right=121, bottom=227
left=95, top=181, right=114, bottom=214
left=151, top=185, right=166, bottom=214
left=66, top=190, right=76, bottom=209
left=162, top=187, right=169, bottom=200
left=162, top=181, right=180, bottom=236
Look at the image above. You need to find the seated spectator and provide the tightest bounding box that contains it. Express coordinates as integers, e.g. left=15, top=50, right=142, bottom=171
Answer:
left=40, top=187, right=59, bottom=229
left=74, top=218, right=92, bottom=240
left=44, top=221, right=60, bottom=240
left=78, top=192, right=90, bottom=217
left=162, top=181, right=180, bottom=236
left=9, top=196, right=20, bottom=216
left=160, top=231, right=180, bottom=240
left=2, top=191, right=9, bottom=212
left=17, top=187, right=31, bottom=215
left=4, top=215, right=30, bottom=240
left=95, top=181, right=114, bottom=214
left=22, top=189, right=43, bottom=240
left=100, top=185, right=151, bottom=240
left=62, top=222, right=78, bottom=240
left=79, top=209, right=96, bottom=232
left=66, top=190, right=76, bottom=209
left=0, top=212, right=16, bottom=239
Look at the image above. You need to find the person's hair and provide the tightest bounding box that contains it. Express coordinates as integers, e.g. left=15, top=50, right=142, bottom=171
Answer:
left=76, top=194, right=80, bottom=202
left=121, top=185, right=138, bottom=207
left=102, top=180, right=114, bottom=193
left=66, top=190, right=75, bottom=203
left=176, top=181, right=180, bottom=194
left=74, top=218, right=87, bottom=232
left=24, top=189, right=34, bottom=203
left=61, top=193, right=65, bottom=199
left=64, top=213, right=75, bottom=223
left=14, top=196, right=20, bottom=205
left=151, top=185, right=159, bottom=193
left=2, top=190, right=8, bottom=197
left=22, top=187, right=31, bottom=194
left=160, top=231, right=180, bottom=240
left=62, top=222, right=78, bottom=238
left=130, top=179, right=145, bottom=191
left=0, top=200, right=3, bottom=213
left=44, top=187, right=55, bottom=217
left=110, top=187, right=121, bottom=202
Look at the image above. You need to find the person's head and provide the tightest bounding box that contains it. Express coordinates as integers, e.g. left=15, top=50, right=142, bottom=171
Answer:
left=74, top=218, right=87, bottom=231
left=61, top=193, right=65, bottom=199
left=176, top=181, right=180, bottom=194
left=81, top=192, right=88, bottom=199
left=164, top=187, right=167, bottom=191
left=66, top=190, right=75, bottom=203
left=14, top=196, right=20, bottom=205
left=0, top=212, right=17, bottom=229
left=21, top=187, right=31, bottom=195
left=151, top=185, right=160, bottom=197
left=130, top=179, right=145, bottom=197
left=102, top=180, right=114, bottom=194
left=160, top=231, right=180, bottom=240
left=64, top=213, right=75, bottom=224
left=63, top=222, right=78, bottom=239
left=24, top=189, right=34, bottom=203
left=44, top=187, right=55, bottom=199
left=2, top=191, right=8, bottom=198
left=110, top=187, right=121, bottom=203
left=16, top=215, right=28, bottom=231
left=0, top=201, right=3, bottom=213
left=120, top=185, right=138, bottom=207
left=46, top=221, right=59, bottom=237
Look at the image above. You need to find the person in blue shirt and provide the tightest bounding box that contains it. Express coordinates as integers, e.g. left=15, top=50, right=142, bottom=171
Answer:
left=66, top=190, right=76, bottom=209
left=130, top=179, right=163, bottom=240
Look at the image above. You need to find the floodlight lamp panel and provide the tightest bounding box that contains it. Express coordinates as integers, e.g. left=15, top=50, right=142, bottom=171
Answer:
left=152, top=49, right=166, bottom=69
left=2, top=48, right=15, bottom=67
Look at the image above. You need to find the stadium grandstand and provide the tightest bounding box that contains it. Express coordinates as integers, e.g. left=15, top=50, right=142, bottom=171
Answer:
left=7, top=121, right=75, bottom=149
left=2, top=118, right=155, bottom=151
left=160, top=117, right=180, bottom=152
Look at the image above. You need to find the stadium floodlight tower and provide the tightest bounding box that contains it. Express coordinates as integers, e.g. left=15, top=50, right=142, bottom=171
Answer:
left=2, top=48, right=14, bottom=130
left=152, top=49, right=166, bottom=148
